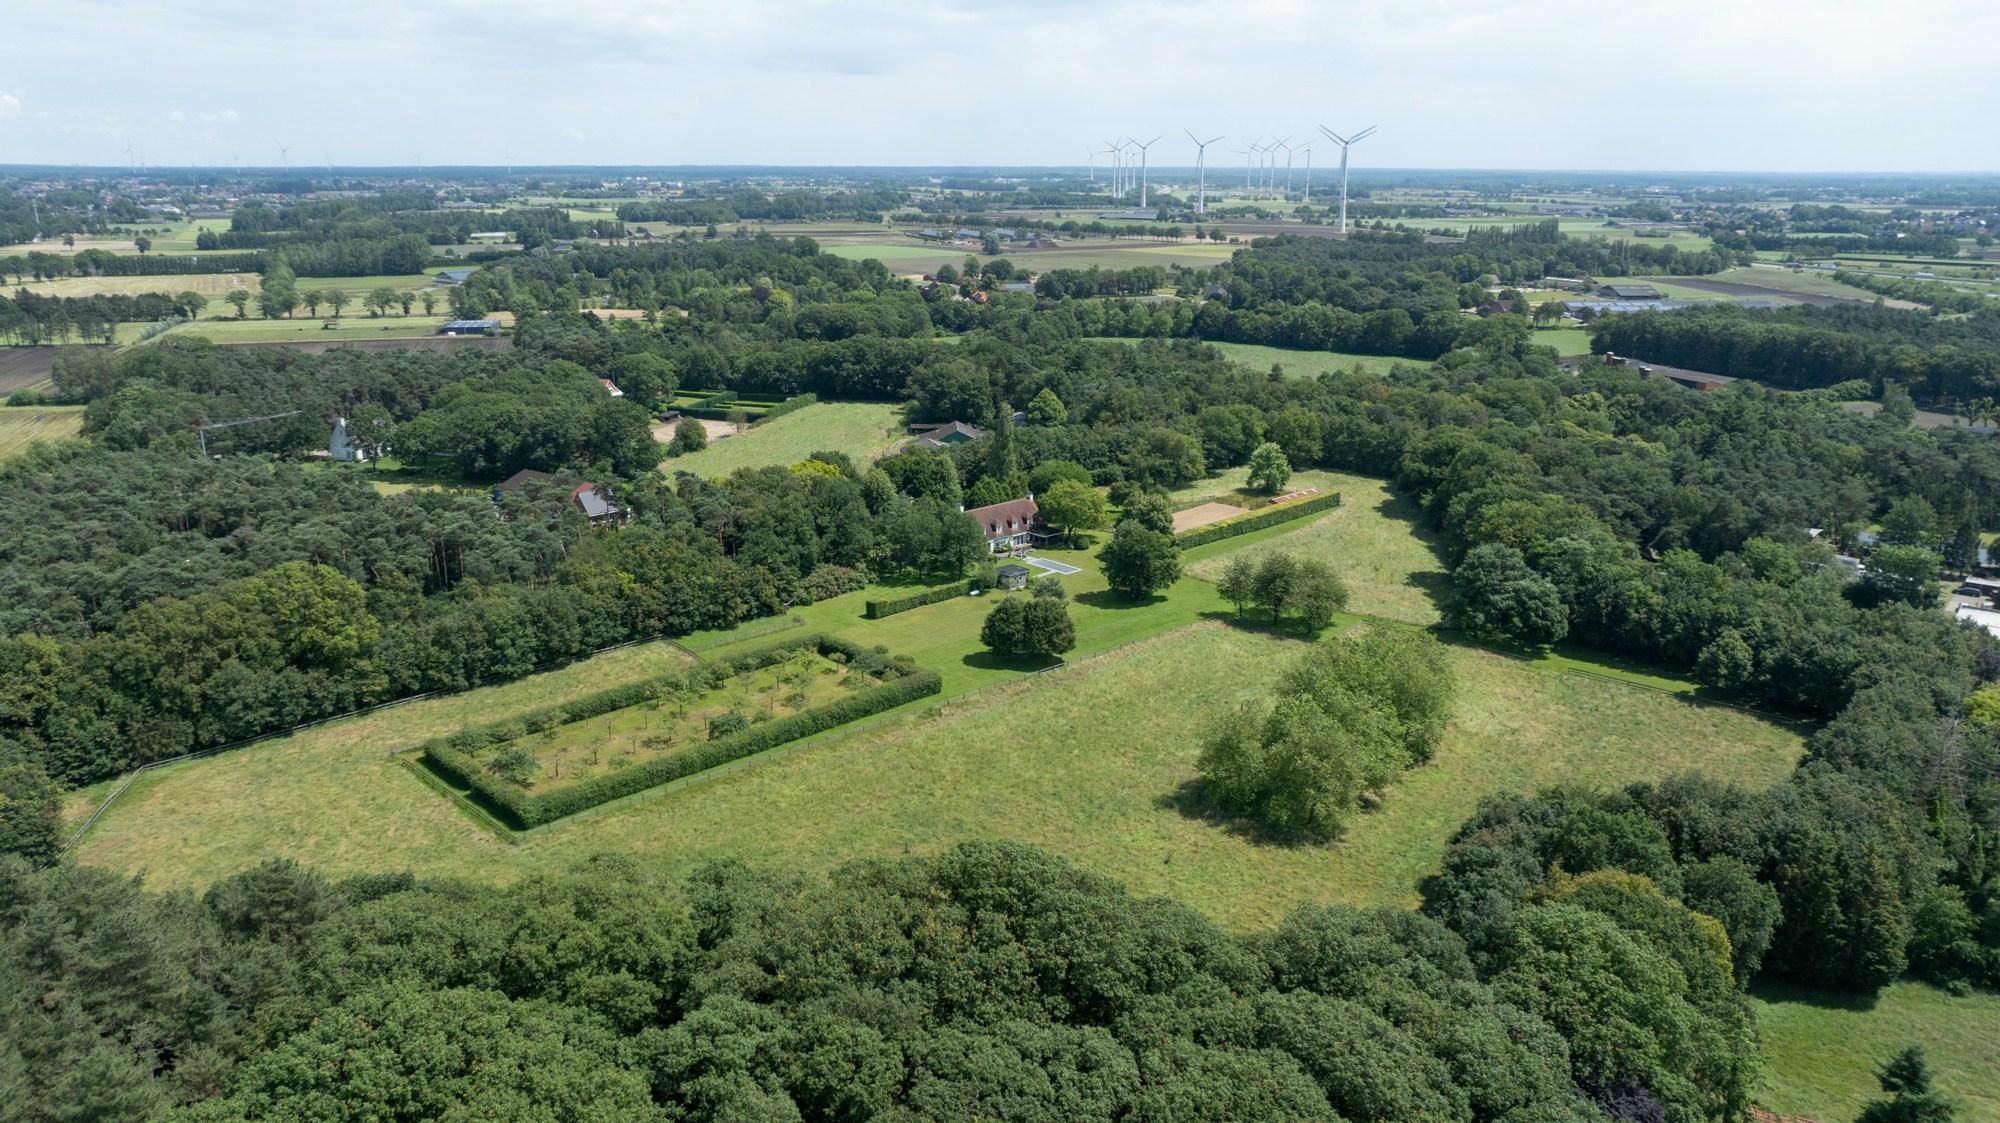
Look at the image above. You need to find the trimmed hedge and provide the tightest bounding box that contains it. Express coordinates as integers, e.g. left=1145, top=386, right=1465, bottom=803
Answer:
left=423, top=634, right=939, bottom=828
left=1176, top=490, right=1341, bottom=547
left=752, top=392, right=818, bottom=424
left=864, top=583, right=966, bottom=619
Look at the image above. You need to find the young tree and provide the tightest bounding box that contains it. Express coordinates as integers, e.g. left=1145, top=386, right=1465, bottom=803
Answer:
left=1036, top=479, right=1108, bottom=546
left=225, top=290, right=249, bottom=319
left=133, top=235, right=151, bottom=254
left=1857, top=1047, right=1957, bottom=1123
left=1030, top=574, right=1067, bottom=601
left=365, top=287, right=397, bottom=318
left=1028, top=387, right=1068, bottom=426
left=1253, top=553, right=1301, bottom=623
left=669, top=417, right=708, bottom=455
left=1120, top=490, right=1176, bottom=535
left=421, top=291, right=438, bottom=315
left=397, top=291, right=415, bottom=316
left=258, top=261, right=298, bottom=318
left=327, top=289, right=350, bottom=318
left=1218, top=555, right=1257, bottom=618
left=302, top=289, right=324, bottom=317
left=1246, top=442, right=1292, bottom=494
left=1100, top=519, right=1181, bottom=600
left=1291, top=558, right=1349, bottom=632
left=485, top=746, right=538, bottom=786
left=175, top=290, right=207, bottom=320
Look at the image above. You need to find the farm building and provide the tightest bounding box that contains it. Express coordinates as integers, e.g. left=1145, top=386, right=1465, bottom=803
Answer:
left=1597, top=283, right=1663, bottom=300
left=327, top=417, right=369, bottom=462
left=433, top=268, right=476, bottom=285
left=467, top=231, right=512, bottom=242
left=438, top=319, right=500, bottom=336
left=996, top=563, right=1031, bottom=590
left=966, top=496, right=1058, bottom=554
left=492, top=469, right=553, bottom=499
left=1598, top=352, right=1737, bottom=391
left=1566, top=299, right=1694, bottom=315
left=1539, top=276, right=1591, bottom=291
left=913, top=420, right=983, bottom=447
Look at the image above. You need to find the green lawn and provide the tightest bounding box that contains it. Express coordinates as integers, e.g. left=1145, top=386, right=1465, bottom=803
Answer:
left=0, top=404, right=85, bottom=459
left=661, top=401, right=905, bottom=478
left=1535, top=326, right=1595, bottom=357
left=1085, top=337, right=1423, bottom=378
left=1753, top=981, right=2000, bottom=1122
left=72, top=473, right=1803, bottom=939
left=1185, top=471, right=1448, bottom=626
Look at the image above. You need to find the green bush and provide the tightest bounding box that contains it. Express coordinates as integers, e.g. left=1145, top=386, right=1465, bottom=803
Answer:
left=863, top=583, right=965, bottom=619
left=424, top=635, right=939, bottom=828
left=754, top=392, right=818, bottom=424
left=1176, top=491, right=1341, bottom=547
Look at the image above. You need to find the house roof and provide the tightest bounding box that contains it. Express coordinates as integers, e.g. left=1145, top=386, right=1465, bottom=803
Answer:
left=493, top=468, right=552, bottom=493
left=440, top=319, right=500, bottom=332
left=599, top=379, right=624, bottom=396
left=434, top=268, right=475, bottom=283
left=996, top=563, right=1031, bottom=577
left=967, top=496, right=1040, bottom=540
left=1601, top=283, right=1662, bottom=299
left=914, top=420, right=983, bottom=445
left=1955, top=604, right=2000, bottom=639
left=570, top=483, right=621, bottom=519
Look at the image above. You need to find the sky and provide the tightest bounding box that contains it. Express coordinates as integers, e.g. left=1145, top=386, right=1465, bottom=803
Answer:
left=2, top=0, right=1995, bottom=173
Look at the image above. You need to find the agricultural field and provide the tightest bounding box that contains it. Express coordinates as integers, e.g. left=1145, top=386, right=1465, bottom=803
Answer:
left=1753, top=982, right=2000, bottom=1123
left=0, top=403, right=84, bottom=459
left=0, top=217, right=229, bottom=256
left=164, top=315, right=458, bottom=344
left=0, top=347, right=59, bottom=393
left=661, top=400, right=905, bottom=478
left=4, top=271, right=258, bottom=301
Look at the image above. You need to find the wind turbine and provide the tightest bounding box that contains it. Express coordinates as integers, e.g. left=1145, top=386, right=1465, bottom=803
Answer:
left=278, top=144, right=290, bottom=170
left=1316, top=124, right=1377, bottom=235
left=1102, top=138, right=1124, bottom=196
left=1297, top=144, right=1314, bottom=204
left=1185, top=130, right=1224, bottom=216
left=1132, top=135, right=1161, bottom=210
left=1237, top=142, right=1259, bottom=191
left=124, top=145, right=138, bottom=175
left=1086, top=146, right=1097, bottom=187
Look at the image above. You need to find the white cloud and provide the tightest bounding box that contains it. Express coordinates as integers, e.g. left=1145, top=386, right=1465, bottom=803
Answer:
left=0, top=93, right=21, bottom=119
left=563, top=126, right=586, bottom=142
left=169, top=109, right=186, bottom=122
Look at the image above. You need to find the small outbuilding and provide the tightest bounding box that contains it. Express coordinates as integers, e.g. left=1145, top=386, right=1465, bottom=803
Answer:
left=996, top=563, right=1031, bottom=590
left=433, top=268, right=476, bottom=285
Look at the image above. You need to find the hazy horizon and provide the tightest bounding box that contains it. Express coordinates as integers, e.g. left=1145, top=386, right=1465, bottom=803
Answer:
left=4, top=0, right=1994, bottom=173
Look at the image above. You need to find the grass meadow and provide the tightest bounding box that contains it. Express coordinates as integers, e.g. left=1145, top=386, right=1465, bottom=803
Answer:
left=661, top=401, right=905, bottom=478
left=0, top=404, right=84, bottom=459
left=1535, top=326, right=1595, bottom=356
left=72, top=468, right=1801, bottom=927
left=1085, top=337, right=1425, bottom=378
left=1752, top=982, right=2000, bottom=1122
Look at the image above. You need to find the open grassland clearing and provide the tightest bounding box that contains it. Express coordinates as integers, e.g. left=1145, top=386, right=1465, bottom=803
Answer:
left=1199, top=339, right=1426, bottom=377
left=1752, top=982, right=2000, bottom=1123
left=1184, top=470, right=1448, bottom=626
left=0, top=403, right=84, bottom=459
left=661, top=400, right=905, bottom=478
left=0, top=218, right=229, bottom=257
left=1534, top=326, right=1595, bottom=356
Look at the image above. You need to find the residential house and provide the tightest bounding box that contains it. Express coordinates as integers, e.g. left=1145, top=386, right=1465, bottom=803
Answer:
left=912, top=420, right=983, bottom=447
left=492, top=468, right=553, bottom=501
left=966, top=496, right=1057, bottom=554
left=328, top=417, right=370, bottom=462
left=599, top=379, right=624, bottom=397
left=570, top=483, right=627, bottom=525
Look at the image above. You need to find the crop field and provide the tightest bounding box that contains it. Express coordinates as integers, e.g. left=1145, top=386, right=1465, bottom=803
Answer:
left=5, top=272, right=259, bottom=300
left=661, top=401, right=905, bottom=478
left=163, top=315, right=458, bottom=344
left=1184, top=470, right=1448, bottom=626
left=0, top=347, right=60, bottom=393
left=1200, top=339, right=1426, bottom=377
left=0, top=218, right=229, bottom=256
left=1753, top=982, right=2000, bottom=1123
left=0, top=404, right=84, bottom=458
left=1707, top=265, right=1923, bottom=306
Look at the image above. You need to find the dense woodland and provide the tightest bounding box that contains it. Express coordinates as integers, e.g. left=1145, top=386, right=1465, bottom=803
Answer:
left=3, top=211, right=2000, bottom=1119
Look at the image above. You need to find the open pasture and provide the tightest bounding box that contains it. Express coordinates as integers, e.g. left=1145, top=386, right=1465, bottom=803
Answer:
left=165, top=315, right=459, bottom=344
left=661, top=400, right=904, bottom=478
left=0, top=404, right=85, bottom=458
left=5, top=271, right=258, bottom=301
left=1753, top=981, right=2000, bottom=1123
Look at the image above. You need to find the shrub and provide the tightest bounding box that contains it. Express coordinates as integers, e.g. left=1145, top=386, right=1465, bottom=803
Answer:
left=707, top=712, right=749, bottom=740
left=864, top=583, right=964, bottom=619
left=796, top=564, right=867, bottom=605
